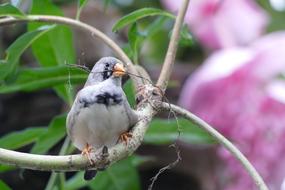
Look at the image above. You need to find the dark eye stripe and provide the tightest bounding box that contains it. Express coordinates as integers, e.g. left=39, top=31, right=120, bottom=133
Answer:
left=102, top=64, right=112, bottom=80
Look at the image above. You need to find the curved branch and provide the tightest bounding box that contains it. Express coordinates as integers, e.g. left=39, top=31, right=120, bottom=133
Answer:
left=0, top=148, right=86, bottom=171
left=156, top=0, right=190, bottom=92
left=158, top=102, right=269, bottom=190
left=0, top=15, right=141, bottom=88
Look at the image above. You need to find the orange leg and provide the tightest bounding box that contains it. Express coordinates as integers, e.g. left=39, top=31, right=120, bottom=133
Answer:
left=81, top=143, right=95, bottom=165
left=119, top=132, right=133, bottom=145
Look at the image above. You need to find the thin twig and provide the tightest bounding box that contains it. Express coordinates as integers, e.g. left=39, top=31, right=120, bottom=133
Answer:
left=158, top=102, right=269, bottom=190
left=148, top=144, right=181, bottom=190
left=156, top=0, right=190, bottom=92
left=148, top=98, right=182, bottom=190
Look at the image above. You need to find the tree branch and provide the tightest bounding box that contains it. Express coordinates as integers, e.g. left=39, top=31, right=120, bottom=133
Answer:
left=156, top=0, right=190, bottom=92
left=158, top=102, right=269, bottom=190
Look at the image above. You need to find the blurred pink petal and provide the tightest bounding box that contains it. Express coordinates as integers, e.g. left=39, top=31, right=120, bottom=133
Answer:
left=162, top=0, right=269, bottom=49
left=179, top=32, right=285, bottom=189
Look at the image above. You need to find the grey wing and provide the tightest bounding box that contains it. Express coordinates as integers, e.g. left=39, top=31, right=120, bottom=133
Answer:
left=66, top=97, right=81, bottom=141
left=66, top=107, right=75, bottom=141
left=126, top=106, right=139, bottom=127
left=66, top=86, right=97, bottom=141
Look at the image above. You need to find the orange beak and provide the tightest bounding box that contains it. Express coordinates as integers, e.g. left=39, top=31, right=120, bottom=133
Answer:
left=113, top=63, right=126, bottom=77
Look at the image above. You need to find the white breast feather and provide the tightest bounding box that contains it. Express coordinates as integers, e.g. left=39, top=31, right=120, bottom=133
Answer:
left=71, top=102, right=129, bottom=150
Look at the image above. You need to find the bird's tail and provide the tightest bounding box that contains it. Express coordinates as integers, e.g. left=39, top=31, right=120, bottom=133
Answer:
left=84, top=170, right=97, bottom=180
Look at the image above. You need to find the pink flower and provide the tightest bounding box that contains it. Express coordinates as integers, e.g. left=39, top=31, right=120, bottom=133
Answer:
left=179, top=32, right=285, bottom=189
left=162, top=0, right=269, bottom=49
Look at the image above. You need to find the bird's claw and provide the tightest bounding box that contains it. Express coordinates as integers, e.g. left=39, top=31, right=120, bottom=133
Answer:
left=81, top=143, right=95, bottom=166
left=119, top=132, right=133, bottom=145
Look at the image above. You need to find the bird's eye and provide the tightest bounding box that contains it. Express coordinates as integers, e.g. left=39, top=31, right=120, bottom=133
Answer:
left=102, top=64, right=113, bottom=80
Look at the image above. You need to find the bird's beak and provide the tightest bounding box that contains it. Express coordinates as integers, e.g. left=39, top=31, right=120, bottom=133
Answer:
left=113, top=63, right=126, bottom=77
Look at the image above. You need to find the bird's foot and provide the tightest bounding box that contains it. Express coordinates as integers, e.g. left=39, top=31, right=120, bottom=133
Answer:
left=81, top=143, right=95, bottom=166
left=119, top=132, right=133, bottom=145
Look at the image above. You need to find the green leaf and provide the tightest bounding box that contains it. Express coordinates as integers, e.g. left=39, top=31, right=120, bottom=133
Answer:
left=0, top=65, right=87, bottom=93
left=76, top=0, right=89, bottom=20
left=65, top=172, right=88, bottom=190
left=124, top=17, right=168, bottom=64
left=0, top=180, right=11, bottom=190
left=144, top=118, right=215, bottom=145
left=89, top=157, right=140, bottom=190
left=0, top=3, right=25, bottom=18
left=128, top=23, right=145, bottom=64
left=123, top=79, right=136, bottom=108
left=143, top=16, right=168, bottom=37
left=66, top=157, right=140, bottom=190
left=121, top=44, right=133, bottom=60
left=31, top=114, right=67, bottom=154
left=112, top=8, right=175, bottom=32
left=179, top=25, right=194, bottom=47
left=130, top=155, right=154, bottom=167
left=0, top=127, right=47, bottom=150
left=29, top=0, right=76, bottom=105
left=79, top=0, right=89, bottom=7
left=0, top=60, right=8, bottom=78
left=0, top=25, right=55, bottom=81
left=0, top=165, right=14, bottom=173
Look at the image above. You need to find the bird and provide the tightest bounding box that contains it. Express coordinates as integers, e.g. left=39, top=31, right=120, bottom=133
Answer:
left=66, top=57, right=138, bottom=180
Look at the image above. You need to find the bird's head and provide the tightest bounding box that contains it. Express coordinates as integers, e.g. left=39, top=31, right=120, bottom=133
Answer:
left=86, top=57, right=126, bottom=85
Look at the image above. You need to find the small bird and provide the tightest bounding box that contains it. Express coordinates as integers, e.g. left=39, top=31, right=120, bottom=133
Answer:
left=66, top=57, right=138, bottom=180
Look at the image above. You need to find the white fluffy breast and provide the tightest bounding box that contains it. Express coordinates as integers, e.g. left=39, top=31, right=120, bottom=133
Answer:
left=71, top=103, right=130, bottom=150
